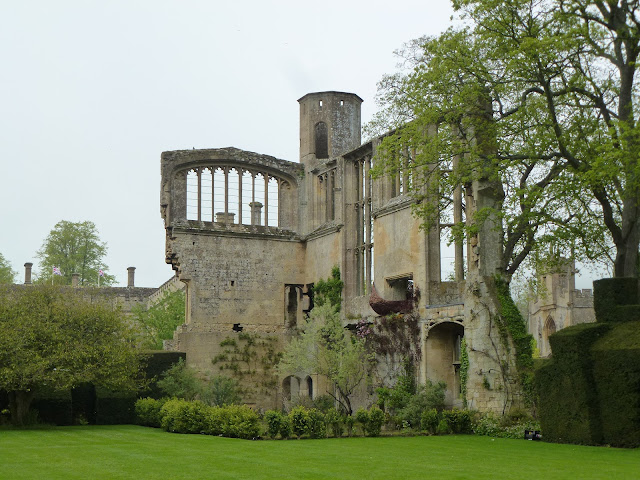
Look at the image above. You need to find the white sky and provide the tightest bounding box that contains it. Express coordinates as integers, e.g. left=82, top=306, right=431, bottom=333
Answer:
left=0, top=1, right=597, bottom=289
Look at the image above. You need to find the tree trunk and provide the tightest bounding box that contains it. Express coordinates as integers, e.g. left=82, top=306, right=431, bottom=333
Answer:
left=8, top=390, right=36, bottom=426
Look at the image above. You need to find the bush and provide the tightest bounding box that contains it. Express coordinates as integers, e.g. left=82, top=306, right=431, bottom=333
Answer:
left=312, top=395, right=334, bottom=413
left=221, top=405, right=260, bottom=439
left=135, top=397, right=167, bottom=428
left=160, top=398, right=208, bottom=434
left=442, top=409, right=473, bottom=434
left=366, top=407, right=384, bottom=437
left=201, top=376, right=241, bottom=407
left=345, top=415, right=355, bottom=437
left=355, top=408, right=369, bottom=436
left=264, top=410, right=283, bottom=439
left=279, top=415, right=292, bottom=439
left=307, top=409, right=326, bottom=439
left=325, top=407, right=344, bottom=437
left=289, top=406, right=310, bottom=438
left=156, top=359, right=202, bottom=401
left=472, top=412, right=540, bottom=439
left=436, top=419, right=450, bottom=435
left=420, top=408, right=440, bottom=434
left=397, top=381, right=446, bottom=429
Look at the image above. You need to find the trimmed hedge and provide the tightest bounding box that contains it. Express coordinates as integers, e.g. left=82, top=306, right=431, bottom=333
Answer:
left=536, top=277, right=640, bottom=447
left=593, top=278, right=640, bottom=323
left=536, top=323, right=610, bottom=444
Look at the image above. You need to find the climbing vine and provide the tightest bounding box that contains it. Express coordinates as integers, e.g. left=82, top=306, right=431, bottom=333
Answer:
left=312, top=266, right=344, bottom=310
left=459, top=338, right=469, bottom=408
left=212, top=332, right=282, bottom=398
left=493, top=276, right=535, bottom=405
left=358, top=311, right=422, bottom=386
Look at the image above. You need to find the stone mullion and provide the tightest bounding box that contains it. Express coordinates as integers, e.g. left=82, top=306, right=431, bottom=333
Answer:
left=251, top=172, right=256, bottom=225
left=238, top=168, right=243, bottom=225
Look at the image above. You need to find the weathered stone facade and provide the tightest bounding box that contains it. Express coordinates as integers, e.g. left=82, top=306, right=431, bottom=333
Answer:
left=160, top=91, right=522, bottom=412
left=528, top=260, right=595, bottom=357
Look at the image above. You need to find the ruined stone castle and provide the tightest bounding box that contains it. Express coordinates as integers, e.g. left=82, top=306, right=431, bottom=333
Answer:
left=159, top=91, right=593, bottom=413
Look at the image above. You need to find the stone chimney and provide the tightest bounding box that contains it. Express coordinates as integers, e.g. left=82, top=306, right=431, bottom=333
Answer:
left=249, top=202, right=263, bottom=225
left=24, top=262, right=33, bottom=285
left=127, top=267, right=136, bottom=288
left=72, top=273, right=80, bottom=287
left=215, top=212, right=235, bottom=224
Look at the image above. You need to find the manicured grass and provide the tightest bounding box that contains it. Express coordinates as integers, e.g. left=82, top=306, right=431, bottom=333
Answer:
left=1, top=426, right=638, bottom=479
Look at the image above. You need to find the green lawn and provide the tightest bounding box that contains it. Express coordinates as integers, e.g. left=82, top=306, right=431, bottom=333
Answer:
left=1, top=426, right=638, bottom=479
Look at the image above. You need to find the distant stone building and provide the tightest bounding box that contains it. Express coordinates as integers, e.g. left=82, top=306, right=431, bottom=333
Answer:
left=528, top=260, right=595, bottom=357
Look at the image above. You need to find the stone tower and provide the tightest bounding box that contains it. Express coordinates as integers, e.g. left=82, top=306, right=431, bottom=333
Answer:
left=298, top=92, right=363, bottom=164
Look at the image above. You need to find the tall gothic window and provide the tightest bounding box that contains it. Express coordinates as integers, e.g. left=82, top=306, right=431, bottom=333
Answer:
left=315, top=122, right=328, bottom=159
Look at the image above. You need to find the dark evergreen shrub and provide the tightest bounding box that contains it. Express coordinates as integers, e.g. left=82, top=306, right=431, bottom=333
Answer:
left=593, top=278, right=639, bottom=323
left=442, top=409, right=472, bottom=434
left=279, top=415, right=292, bottom=439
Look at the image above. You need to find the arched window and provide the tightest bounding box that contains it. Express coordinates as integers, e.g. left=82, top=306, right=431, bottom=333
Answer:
left=315, top=122, right=328, bottom=159
left=306, top=376, right=313, bottom=399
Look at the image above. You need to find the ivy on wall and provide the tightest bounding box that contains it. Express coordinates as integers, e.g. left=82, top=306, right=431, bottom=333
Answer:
left=212, top=333, right=282, bottom=399
left=459, top=338, right=469, bottom=408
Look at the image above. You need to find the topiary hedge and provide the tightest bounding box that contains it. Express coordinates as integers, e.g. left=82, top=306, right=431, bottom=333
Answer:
left=536, top=277, right=640, bottom=447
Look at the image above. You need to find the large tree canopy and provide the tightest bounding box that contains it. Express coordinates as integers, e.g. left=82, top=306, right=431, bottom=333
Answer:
left=36, top=220, right=115, bottom=286
left=132, top=289, right=185, bottom=350
left=0, top=252, right=16, bottom=284
left=0, top=285, right=142, bottom=425
left=367, top=0, right=640, bottom=279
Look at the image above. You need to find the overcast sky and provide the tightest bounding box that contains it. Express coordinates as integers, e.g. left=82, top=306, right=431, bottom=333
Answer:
left=0, top=1, right=598, bottom=289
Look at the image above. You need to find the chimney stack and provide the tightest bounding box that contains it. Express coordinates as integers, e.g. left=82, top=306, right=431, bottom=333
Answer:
left=127, top=267, right=136, bottom=288
left=24, top=262, right=33, bottom=285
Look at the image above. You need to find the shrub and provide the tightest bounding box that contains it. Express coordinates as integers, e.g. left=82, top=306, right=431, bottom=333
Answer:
left=307, top=409, right=326, bottom=439
left=397, top=381, right=446, bottom=429
left=156, top=359, right=202, bottom=401
left=325, top=408, right=344, bottom=437
left=312, top=395, right=334, bottom=413
left=135, top=397, right=167, bottom=428
left=366, top=407, right=384, bottom=437
left=160, top=398, right=208, bottom=434
left=442, top=409, right=473, bottom=434
left=344, top=415, right=355, bottom=437
left=355, top=408, right=369, bottom=436
left=264, top=410, right=283, bottom=439
left=289, top=406, right=310, bottom=438
left=436, top=418, right=450, bottom=435
left=279, top=415, right=292, bottom=439
left=472, top=412, right=540, bottom=439
left=204, top=406, right=225, bottom=436
left=420, top=408, right=440, bottom=434
left=221, top=405, right=260, bottom=439
left=201, top=375, right=241, bottom=407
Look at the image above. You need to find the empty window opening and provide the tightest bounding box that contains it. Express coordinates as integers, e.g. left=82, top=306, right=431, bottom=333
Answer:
left=315, top=122, right=329, bottom=159
left=268, top=177, right=279, bottom=226
left=286, top=285, right=299, bottom=328
left=230, top=280, right=235, bottom=287
left=232, top=323, right=243, bottom=332
left=340, top=100, right=344, bottom=106
left=200, top=168, right=213, bottom=222
left=186, top=170, right=199, bottom=220
left=386, top=275, right=414, bottom=301
left=306, top=376, right=313, bottom=399
left=319, top=100, right=323, bottom=108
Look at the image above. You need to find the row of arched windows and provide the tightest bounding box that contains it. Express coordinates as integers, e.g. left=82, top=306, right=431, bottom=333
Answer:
left=185, top=167, right=283, bottom=227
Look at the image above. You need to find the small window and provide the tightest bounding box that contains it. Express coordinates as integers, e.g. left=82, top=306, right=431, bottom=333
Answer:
left=340, top=100, right=344, bottom=106
left=319, top=100, right=323, bottom=108
left=315, top=122, right=328, bottom=159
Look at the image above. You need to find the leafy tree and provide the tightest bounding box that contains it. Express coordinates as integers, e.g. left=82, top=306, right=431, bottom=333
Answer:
left=367, top=0, right=640, bottom=279
left=0, top=285, right=142, bottom=425
left=132, top=289, right=185, bottom=349
left=36, top=220, right=115, bottom=286
left=278, top=302, right=373, bottom=415
left=0, top=252, right=16, bottom=284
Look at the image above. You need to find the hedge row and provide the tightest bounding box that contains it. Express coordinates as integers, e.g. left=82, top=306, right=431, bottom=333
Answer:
left=536, top=277, right=640, bottom=447
left=135, top=398, right=260, bottom=439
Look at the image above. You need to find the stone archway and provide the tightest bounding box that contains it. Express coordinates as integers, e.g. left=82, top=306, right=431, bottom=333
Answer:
left=542, top=316, right=557, bottom=357
left=424, top=321, right=465, bottom=408
left=282, top=376, right=300, bottom=404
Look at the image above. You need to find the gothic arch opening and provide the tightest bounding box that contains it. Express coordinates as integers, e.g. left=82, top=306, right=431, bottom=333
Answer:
left=542, top=316, right=557, bottom=357
left=424, top=321, right=465, bottom=408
